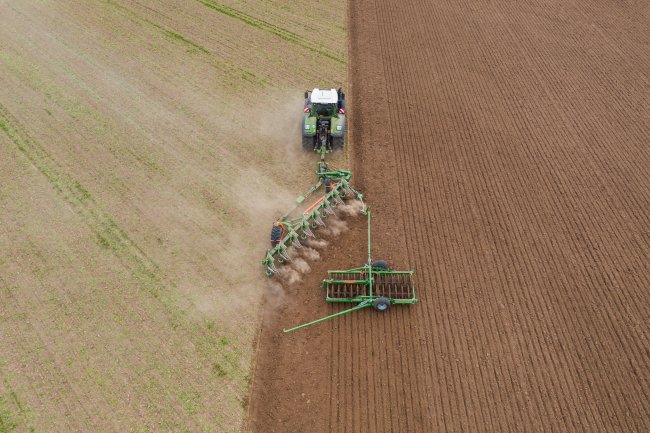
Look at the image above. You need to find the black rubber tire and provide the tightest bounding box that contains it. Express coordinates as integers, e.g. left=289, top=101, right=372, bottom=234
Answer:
left=302, top=136, right=315, bottom=151
left=373, top=297, right=391, bottom=312
left=324, top=177, right=332, bottom=193
left=270, top=225, right=283, bottom=247
left=371, top=259, right=390, bottom=270
left=332, top=137, right=344, bottom=149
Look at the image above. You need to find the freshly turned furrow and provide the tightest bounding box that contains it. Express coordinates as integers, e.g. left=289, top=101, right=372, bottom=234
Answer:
left=248, top=0, right=649, bottom=431
left=330, top=0, right=650, bottom=432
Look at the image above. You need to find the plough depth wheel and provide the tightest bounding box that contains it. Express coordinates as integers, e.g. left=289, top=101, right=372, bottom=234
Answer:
left=271, top=224, right=284, bottom=247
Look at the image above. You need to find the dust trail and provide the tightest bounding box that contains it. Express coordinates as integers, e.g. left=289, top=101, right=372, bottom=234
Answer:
left=338, top=199, right=366, bottom=217
left=264, top=280, right=286, bottom=309
left=306, top=238, right=329, bottom=249
left=261, top=280, right=288, bottom=324
left=199, top=88, right=356, bottom=320
left=254, top=89, right=314, bottom=169
left=291, top=257, right=311, bottom=273
left=185, top=88, right=318, bottom=321
left=287, top=247, right=300, bottom=260
left=322, top=216, right=348, bottom=237
left=276, top=266, right=301, bottom=285
left=300, top=247, right=321, bottom=261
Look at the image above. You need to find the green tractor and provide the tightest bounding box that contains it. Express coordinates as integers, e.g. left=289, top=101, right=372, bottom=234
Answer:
left=302, top=88, right=346, bottom=151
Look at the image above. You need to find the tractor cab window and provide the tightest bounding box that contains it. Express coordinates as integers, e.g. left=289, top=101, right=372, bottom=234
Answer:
left=313, top=103, right=335, bottom=117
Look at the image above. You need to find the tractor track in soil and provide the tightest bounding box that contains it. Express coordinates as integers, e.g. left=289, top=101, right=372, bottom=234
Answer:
left=247, top=0, right=649, bottom=432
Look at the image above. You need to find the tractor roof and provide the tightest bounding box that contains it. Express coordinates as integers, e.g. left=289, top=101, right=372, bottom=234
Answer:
left=310, top=88, right=338, bottom=104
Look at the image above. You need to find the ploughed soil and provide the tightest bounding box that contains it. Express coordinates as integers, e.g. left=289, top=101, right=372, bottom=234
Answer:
left=246, top=0, right=650, bottom=432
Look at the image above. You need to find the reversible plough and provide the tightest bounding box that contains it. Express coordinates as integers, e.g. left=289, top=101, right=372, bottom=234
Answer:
left=262, top=148, right=364, bottom=276
left=262, top=88, right=417, bottom=332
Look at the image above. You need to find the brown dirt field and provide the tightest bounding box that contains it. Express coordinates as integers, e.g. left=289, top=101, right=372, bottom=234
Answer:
left=247, top=0, right=650, bottom=432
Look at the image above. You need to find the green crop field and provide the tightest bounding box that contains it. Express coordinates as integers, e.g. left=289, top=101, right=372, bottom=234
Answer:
left=0, top=0, right=346, bottom=431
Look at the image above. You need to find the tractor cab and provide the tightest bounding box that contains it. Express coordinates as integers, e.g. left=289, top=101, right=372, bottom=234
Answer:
left=313, top=103, right=336, bottom=117
left=309, top=88, right=339, bottom=117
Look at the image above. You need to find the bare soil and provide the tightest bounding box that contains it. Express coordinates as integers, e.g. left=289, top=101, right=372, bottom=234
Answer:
left=246, top=0, right=650, bottom=432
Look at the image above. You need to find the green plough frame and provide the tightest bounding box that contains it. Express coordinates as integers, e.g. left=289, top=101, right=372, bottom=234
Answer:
left=262, top=157, right=364, bottom=276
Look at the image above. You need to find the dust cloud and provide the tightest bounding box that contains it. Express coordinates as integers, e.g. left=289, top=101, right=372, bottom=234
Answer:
left=291, top=257, right=311, bottom=274
left=264, top=280, right=286, bottom=309
left=338, top=199, right=366, bottom=217
left=300, top=247, right=321, bottom=261
left=184, top=88, right=310, bottom=323
left=188, top=87, right=359, bottom=331
left=276, top=266, right=302, bottom=285
left=306, top=238, right=329, bottom=249
left=321, top=216, right=349, bottom=237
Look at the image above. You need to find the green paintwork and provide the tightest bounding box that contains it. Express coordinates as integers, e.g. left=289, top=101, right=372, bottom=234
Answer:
left=302, top=110, right=345, bottom=137
left=329, top=115, right=345, bottom=138
left=302, top=89, right=346, bottom=140
left=262, top=153, right=364, bottom=276
left=303, top=115, right=316, bottom=135
left=282, top=300, right=372, bottom=333
left=282, top=209, right=418, bottom=333
left=263, top=93, right=416, bottom=332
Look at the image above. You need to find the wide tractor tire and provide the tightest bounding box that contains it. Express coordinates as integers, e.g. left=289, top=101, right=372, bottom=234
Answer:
left=302, top=136, right=315, bottom=151
left=373, top=297, right=391, bottom=312
left=332, top=137, right=344, bottom=150
left=371, top=259, right=390, bottom=270
left=270, top=225, right=283, bottom=247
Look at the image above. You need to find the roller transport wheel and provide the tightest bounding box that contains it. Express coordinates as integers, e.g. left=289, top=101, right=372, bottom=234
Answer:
left=373, top=297, right=391, bottom=312
left=371, top=259, right=390, bottom=270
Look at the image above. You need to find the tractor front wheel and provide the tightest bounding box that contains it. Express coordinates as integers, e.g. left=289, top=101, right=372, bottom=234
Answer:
left=373, top=297, right=391, bottom=312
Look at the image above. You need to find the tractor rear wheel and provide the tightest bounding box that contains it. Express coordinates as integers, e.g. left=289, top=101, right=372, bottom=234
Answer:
left=332, top=137, right=344, bottom=149
left=302, top=136, right=315, bottom=151
left=373, top=297, right=391, bottom=312
left=371, top=260, right=390, bottom=270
